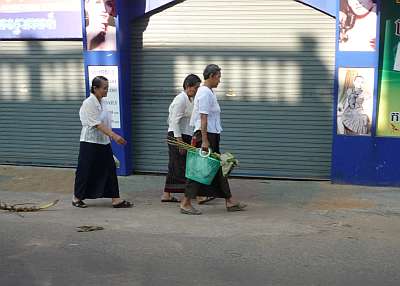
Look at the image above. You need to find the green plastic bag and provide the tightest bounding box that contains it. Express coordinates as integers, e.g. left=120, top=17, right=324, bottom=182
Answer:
left=185, top=148, right=221, bottom=185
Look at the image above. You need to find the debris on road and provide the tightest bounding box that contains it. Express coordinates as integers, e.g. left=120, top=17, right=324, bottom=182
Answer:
left=0, top=200, right=59, bottom=212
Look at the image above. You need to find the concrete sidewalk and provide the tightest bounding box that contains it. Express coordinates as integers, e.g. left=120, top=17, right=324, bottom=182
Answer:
left=1, top=165, right=400, bottom=286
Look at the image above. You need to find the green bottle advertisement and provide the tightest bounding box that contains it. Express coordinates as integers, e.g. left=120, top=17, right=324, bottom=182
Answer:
left=377, top=1, right=400, bottom=136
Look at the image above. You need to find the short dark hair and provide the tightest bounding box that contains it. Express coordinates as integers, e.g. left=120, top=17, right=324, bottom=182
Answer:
left=183, top=74, right=201, bottom=89
left=91, top=76, right=108, bottom=94
left=203, top=64, right=221, bottom=80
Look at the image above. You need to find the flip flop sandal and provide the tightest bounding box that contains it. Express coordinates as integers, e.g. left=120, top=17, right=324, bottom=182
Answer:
left=113, top=200, right=133, bottom=208
left=180, top=207, right=202, bottom=215
left=161, top=196, right=180, bottom=203
left=198, top=197, right=216, bottom=205
left=72, top=200, right=87, bottom=208
left=226, top=203, right=247, bottom=212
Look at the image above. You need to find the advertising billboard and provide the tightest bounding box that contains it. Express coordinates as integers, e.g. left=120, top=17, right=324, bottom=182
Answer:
left=338, top=0, right=377, bottom=52
left=337, top=68, right=374, bottom=136
left=84, top=0, right=116, bottom=51
left=377, top=1, right=400, bottom=136
left=0, top=0, right=82, bottom=39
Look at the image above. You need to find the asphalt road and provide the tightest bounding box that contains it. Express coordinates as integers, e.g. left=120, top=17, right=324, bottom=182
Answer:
left=1, top=166, right=400, bottom=286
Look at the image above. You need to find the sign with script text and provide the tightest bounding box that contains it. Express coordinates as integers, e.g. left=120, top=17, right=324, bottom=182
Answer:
left=0, top=0, right=82, bottom=39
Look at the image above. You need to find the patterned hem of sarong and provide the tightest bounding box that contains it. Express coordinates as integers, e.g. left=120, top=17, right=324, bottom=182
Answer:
left=164, top=132, right=192, bottom=193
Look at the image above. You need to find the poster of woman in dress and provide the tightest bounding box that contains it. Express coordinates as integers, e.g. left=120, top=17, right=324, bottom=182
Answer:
left=339, top=0, right=377, bottom=51
left=337, top=68, right=374, bottom=135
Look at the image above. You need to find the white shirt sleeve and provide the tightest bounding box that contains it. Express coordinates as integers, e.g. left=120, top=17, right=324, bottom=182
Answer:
left=83, top=98, right=102, bottom=127
left=198, top=91, right=211, bottom=115
left=169, top=95, right=187, bottom=137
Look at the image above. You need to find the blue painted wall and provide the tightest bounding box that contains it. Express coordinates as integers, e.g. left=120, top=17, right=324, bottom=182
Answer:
left=330, top=0, right=400, bottom=186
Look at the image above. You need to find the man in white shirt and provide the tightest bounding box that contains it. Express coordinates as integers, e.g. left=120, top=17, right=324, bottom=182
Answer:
left=180, top=64, right=246, bottom=215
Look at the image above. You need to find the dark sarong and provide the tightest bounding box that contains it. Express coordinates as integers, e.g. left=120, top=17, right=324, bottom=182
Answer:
left=164, top=131, right=192, bottom=193
left=74, top=142, right=119, bottom=200
left=185, top=131, right=232, bottom=199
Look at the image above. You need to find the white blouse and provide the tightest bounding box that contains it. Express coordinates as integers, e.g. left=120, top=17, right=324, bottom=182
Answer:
left=190, top=86, right=223, bottom=134
left=167, top=91, right=194, bottom=137
left=79, top=94, right=112, bottom=145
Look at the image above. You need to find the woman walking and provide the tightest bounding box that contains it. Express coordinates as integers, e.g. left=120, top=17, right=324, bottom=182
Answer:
left=162, top=74, right=215, bottom=204
left=162, top=74, right=200, bottom=202
left=180, top=64, right=246, bottom=215
left=73, top=76, right=133, bottom=208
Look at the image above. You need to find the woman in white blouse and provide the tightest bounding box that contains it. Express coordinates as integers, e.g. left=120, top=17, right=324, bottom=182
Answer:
left=73, top=76, right=132, bottom=208
left=162, top=74, right=202, bottom=201
left=180, top=64, right=246, bottom=215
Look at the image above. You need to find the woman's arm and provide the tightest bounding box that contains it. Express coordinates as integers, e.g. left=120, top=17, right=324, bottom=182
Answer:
left=82, top=98, right=126, bottom=145
left=96, top=123, right=126, bottom=145
left=170, top=96, right=187, bottom=142
left=200, top=113, right=209, bottom=151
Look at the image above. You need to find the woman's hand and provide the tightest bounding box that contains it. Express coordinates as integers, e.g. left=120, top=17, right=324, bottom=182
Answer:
left=112, top=134, right=127, bottom=145
left=176, top=137, right=186, bottom=155
left=201, top=140, right=209, bottom=152
left=86, top=24, right=107, bottom=50
left=96, top=124, right=126, bottom=144
left=86, top=7, right=109, bottom=50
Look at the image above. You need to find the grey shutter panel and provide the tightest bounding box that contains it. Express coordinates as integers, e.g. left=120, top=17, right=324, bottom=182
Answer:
left=131, top=0, right=335, bottom=179
left=0, top=41, right=85, bottom=167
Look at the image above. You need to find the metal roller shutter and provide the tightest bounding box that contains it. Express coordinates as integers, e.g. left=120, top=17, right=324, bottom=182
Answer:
left=0, top=41, right=85, bottom=167
left=131, top=0, right=335, bottom=179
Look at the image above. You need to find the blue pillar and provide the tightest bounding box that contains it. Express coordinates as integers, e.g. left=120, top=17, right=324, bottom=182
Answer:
left=80, top=0, right=133, bottom=175
left=330, top=0, right=400, bottom=186
left=80, top=0, right=175, bottom=175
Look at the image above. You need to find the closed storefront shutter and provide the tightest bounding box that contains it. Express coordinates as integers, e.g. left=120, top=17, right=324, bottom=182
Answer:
left=131, top=0, right=335, bottom=179
left=0, top=41, right=85, bottom=167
